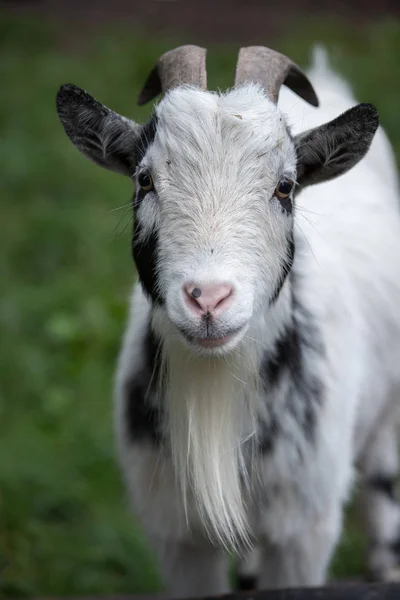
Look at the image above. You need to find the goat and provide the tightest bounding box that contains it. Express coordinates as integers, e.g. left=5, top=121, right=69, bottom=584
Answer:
left=56, top=44, right=400, bottom=597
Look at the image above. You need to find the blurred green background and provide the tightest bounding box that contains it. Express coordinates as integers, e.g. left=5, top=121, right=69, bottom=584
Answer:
left=0, top=6, right=399, bottom=597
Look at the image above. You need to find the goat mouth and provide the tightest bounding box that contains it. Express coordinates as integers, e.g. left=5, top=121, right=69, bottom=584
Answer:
left=178, top=325, right=246, bottom=351
left=196, top=335, right=235, bottom=348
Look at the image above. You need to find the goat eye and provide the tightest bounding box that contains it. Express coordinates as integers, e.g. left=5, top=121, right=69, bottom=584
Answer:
left=275, top=179, right=293, bottom=199
left=138, top=171, right=154, bottom=192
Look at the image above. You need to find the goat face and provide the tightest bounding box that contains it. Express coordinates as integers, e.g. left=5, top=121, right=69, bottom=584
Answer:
left=57, top=51, right=378, bottom=357
left=134, top=86, right=296, bottom=355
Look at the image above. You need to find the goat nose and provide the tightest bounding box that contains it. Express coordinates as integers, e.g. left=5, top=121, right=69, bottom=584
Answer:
left=183, top=282, right=234, bottom=317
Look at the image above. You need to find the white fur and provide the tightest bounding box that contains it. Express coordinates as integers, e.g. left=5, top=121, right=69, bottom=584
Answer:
left=115, top=48, right=400, bottom=595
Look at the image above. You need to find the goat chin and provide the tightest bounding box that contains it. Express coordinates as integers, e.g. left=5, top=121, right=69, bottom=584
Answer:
left=161, top=336, right=260, bottom=549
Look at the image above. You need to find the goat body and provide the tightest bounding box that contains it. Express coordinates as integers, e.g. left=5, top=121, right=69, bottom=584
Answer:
left=57, top=46, right=400, bottom=597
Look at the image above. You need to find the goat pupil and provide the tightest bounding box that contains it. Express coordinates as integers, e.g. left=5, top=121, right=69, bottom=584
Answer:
left=279, top=181, right=292, bottom=195
left=139, top=172, right=151, bottom=188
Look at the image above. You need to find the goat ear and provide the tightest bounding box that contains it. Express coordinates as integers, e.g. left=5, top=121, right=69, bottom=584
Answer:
left=56, top=84, right=142, bottom=176
left=294, top=103, right=379, bottom=189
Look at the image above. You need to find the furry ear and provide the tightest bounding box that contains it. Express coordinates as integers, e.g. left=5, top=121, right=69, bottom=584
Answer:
left=295, top=103, right=379, bottom=188
left=56, top=84, right=142, bottom=176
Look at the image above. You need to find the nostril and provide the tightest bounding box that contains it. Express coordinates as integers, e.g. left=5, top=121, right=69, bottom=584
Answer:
left=184, top=284, right=204, bottom=314
left=191, top=287, right=202, bottom=300
left=183, top=282, right=234, bottom=316
left=214, top=287, right=233, bottom=310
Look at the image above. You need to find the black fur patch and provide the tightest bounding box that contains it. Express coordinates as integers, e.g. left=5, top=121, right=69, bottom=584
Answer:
left=125, top=326, right=164, bottom=445
left=132, top=225, right=163, bottom=305
left=270, top=236, right=295, bottom=305
left=259, top=282, right=323, bottom=453
left=368, top=474, right=397, bottom=502
left=279, top=196, right=293, bottom=215
left=135, top=114, right=158, bottom=163
left=131, top=114, right=164, bottom=305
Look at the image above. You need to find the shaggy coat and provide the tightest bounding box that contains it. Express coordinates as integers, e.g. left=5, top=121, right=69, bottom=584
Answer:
left=57, top=47, right=400, bottom=597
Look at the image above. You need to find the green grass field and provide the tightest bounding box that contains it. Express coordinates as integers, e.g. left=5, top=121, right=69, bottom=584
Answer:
left=0, top=13, right=399, bottom=597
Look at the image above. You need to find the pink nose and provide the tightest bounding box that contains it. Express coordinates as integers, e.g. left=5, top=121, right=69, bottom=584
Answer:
left=183, top=282, right=234, bottom=317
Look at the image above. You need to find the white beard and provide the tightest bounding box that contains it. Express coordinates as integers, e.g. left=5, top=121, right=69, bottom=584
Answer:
left=161, top=339, right=260, bottom=548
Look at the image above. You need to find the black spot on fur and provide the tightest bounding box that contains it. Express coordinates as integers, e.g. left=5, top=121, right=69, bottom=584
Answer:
left=257, top=411, right=279, bottom=454
left=270, top=236, right=295, bottom=304
left=125, top=326, right=164, bottom=445
left=259, top=281, right=323, bottom=453
left=368, top=474, right=397, bottom=502
left=263, top=326, right=298, bottom=388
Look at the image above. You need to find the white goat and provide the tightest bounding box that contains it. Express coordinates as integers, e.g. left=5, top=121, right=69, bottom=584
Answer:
left=57, top=44, right=400, bottom=597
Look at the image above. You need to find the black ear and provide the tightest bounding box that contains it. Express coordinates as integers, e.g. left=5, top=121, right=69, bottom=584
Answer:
left=56, top=84, right=142, bottom=176
left=294, top=103, right=379, bottom=188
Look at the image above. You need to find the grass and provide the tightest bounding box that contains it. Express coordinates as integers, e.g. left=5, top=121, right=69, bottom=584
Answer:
left=0, top=12, right=399, bottom=597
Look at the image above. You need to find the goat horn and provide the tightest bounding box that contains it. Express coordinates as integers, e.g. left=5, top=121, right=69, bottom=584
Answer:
left=235, top=46, right=319, bottom=107
left=138, top=45, right=207, bottom=106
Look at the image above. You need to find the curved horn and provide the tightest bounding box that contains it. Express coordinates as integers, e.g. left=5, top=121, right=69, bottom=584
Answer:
left=235, top=46, right=319, bottom=107
left=138, top=45, right=207, bottom=106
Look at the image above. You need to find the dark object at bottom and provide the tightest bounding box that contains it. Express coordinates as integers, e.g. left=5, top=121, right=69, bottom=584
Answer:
left=236, top=574, right=257, bottom=591
left=33, top=582, right=400, bottom=600
left=216, top=583, right=400, bottom=600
